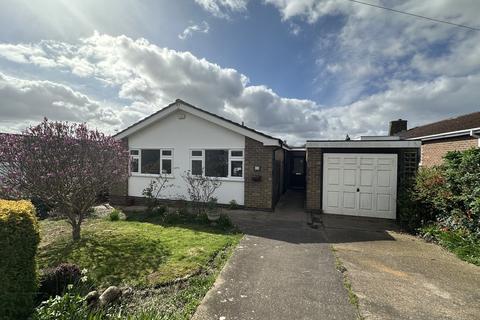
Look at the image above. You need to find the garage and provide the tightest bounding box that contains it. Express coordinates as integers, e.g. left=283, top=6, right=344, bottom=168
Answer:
left=305, top=138, right=421, bottom=219
left=323, top=153, right=397, bottom=219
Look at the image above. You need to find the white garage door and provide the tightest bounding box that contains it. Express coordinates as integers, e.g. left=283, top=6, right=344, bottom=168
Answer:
left=322, top=153, right=397, bottom=219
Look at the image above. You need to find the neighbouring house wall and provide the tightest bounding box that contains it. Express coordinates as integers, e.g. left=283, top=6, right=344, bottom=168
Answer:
left=305, top=148, right=322, bottom=212
left=126, top=110, right=245, bottom=205
left=420, top=136, right=478, bottom=167
left=244, top=137, right=275, bottom=210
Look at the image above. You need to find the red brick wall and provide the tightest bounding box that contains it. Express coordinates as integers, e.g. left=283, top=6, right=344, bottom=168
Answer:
left=305, top=148, right=322, bottom=212
left=421, top=136, right=478, bottom=167
left=244, top=137, right=275, bottom=210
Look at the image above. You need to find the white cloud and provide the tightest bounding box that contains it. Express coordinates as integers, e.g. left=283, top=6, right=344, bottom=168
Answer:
left=194, top=0, right=248, bottom=18
left=178, top=21, right=210, bottom=40
left=0, top=32, right=479, bottom=144
left=0, top=72, right=125, bottom=134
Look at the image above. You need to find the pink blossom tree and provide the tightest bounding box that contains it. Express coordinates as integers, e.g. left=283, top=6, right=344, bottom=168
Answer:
left=0, top=119, right=129, bottom=240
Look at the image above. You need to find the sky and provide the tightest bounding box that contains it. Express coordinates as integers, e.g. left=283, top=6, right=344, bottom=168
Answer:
left=0, top=0, right=479, bottom=145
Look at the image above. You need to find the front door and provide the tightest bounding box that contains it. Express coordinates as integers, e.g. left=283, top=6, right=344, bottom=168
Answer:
left=290, top=156, right=306, bottom=189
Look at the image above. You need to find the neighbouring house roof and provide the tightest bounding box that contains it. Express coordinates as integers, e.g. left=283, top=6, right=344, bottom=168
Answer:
left=114, top=99, right=284, bottom=147
left=400, top=111, right=480, bottom=140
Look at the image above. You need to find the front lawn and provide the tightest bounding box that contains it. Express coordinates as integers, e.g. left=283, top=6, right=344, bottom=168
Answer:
left=37, top=212, right=241, bottom=318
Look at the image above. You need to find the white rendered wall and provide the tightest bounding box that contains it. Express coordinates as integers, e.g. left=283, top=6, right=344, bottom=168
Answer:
left=128, top=110, right=245, bottom=205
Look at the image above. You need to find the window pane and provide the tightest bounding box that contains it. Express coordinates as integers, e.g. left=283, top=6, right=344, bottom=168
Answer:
left=141, top=149, right=160, bottom=174
left=162, top=159, right=172, bottom=174
left=231, top=160, right=243, bottom=177
left=192, top=160, right=202, bottom=175
left=205, top=150, right=228, bottom=177
left=130, top=150, right=139, bottom=155
left=231, top=150, right=243, bottom=157
left=293, top=158, right=304, bottom=174
left=131, top=158, right=139, bottom=173
left=192, top=150, right=202, bottom=157
left=162, top=150, right=172, bottom=156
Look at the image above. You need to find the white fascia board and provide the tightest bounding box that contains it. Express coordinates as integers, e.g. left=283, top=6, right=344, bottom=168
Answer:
left=115, top=101, right=281, bottom=146
left=406, top=127, right=480, bottom=141
left=306, top=140, right=421, bottom=149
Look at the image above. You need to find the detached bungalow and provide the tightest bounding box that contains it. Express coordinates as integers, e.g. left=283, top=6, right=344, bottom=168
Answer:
left=112, top=99, right=422, bottom=219
left=112, top=99, right=287, bottom=211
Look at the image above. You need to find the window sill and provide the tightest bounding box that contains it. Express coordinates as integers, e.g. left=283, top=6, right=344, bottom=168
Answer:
left=130, top=173, right=175, bottom=179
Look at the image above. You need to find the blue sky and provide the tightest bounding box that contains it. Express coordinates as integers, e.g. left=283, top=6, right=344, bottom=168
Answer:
left=0, top=0, right=479, bottom=144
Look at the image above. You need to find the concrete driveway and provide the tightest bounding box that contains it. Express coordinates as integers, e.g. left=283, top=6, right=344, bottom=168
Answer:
left=193, top=191, right=480, bottom=320
left=193, top=191, right=357, bottom=320
left=323, top=214, right=480, bottom=320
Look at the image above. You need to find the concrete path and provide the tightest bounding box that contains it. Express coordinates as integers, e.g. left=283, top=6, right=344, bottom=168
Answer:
left=323, top=214, right=480, bottom=320
left=193, top=191, right=356, bottom=320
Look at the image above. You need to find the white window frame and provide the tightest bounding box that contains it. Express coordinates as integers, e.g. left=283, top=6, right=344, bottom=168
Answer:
left=190, top=149, right=204, bottom=176
left=129, top=148, right=174, bottom=177
left=190, top=148, right=244, bottom=180
left=161, top=149, right=173, bottom=175
left=229, top=149, right=244, bottom=179
left=130, top=149, right=140, bottom=174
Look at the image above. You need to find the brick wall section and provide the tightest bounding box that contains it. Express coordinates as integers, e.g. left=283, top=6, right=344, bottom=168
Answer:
left=244, top=137, right=274, bottom=210
left=109, top=137, right=130, bottom=205
left=421, top=136, right=478, bottom=167
left=305, top=148, right=322, bottom=212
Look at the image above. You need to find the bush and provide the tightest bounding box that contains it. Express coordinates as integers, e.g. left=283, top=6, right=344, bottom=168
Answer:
left=228, top=199, right=239, bottom=210
left=0, top=199, right=40, bottom=320
left=420, top=224, right=480, bottom=266
left=401, top=148, right=480, bottom=235
left=152, top=205, right=167, bottom=216
left=38, top=263, right=83, bottom=300
left=33, top=287, right=89, bottom=320
left=109, top=209, right=121, bottom=221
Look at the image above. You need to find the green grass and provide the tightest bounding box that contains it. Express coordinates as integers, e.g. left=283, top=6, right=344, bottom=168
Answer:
left=332, top=246, right=364, bottom=320
left=38, top=215, right=241, bottom=287
left=421, top=225, right=480, bottom=266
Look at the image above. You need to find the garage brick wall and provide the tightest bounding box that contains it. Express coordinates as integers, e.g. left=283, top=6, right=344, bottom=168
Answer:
left=305, top=148, right=322, bottom=212
left=244, top=137, right=274, bottom=210
left=421, top=136, right=478, bottom=167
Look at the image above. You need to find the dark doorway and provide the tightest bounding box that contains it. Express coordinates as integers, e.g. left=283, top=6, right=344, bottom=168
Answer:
left=288, top=152, right=306, bottom=189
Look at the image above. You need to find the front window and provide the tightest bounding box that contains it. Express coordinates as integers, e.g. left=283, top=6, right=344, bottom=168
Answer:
left=230, top=150, right=244, bottom=178
left=130, top=150, right=140, bottom=173
left=141, top=149, right=160, bottom=174
left=130, top=148, right=174, bottom=175
left=205, top=149, right=228, bottom=177
left=190, top=149, right=244, bottom=178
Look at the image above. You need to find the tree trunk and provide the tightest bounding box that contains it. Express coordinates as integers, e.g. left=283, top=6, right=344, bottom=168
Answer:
left=72, top=223, right=81, bottom=241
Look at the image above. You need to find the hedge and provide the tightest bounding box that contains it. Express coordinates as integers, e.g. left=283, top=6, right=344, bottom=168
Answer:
left=0, top=200, right=40, bottom=320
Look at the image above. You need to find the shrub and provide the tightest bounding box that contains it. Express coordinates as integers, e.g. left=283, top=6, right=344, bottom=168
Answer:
left=0, top=199, right=40, bottom=320
left=33, top=287, right=89, bottom=320
left=152, top=205, right=167, bottom=216
left=183, top=171, right=221, bottom=215
left=403, top=148, right=480, bottom=235
left=38, top=263, right=83, bottom=300
left=142, top=175, right=172, bottom=212
left=109, top=209, right=121, bottom=221
left=228, top=199, right=239, bottom=210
